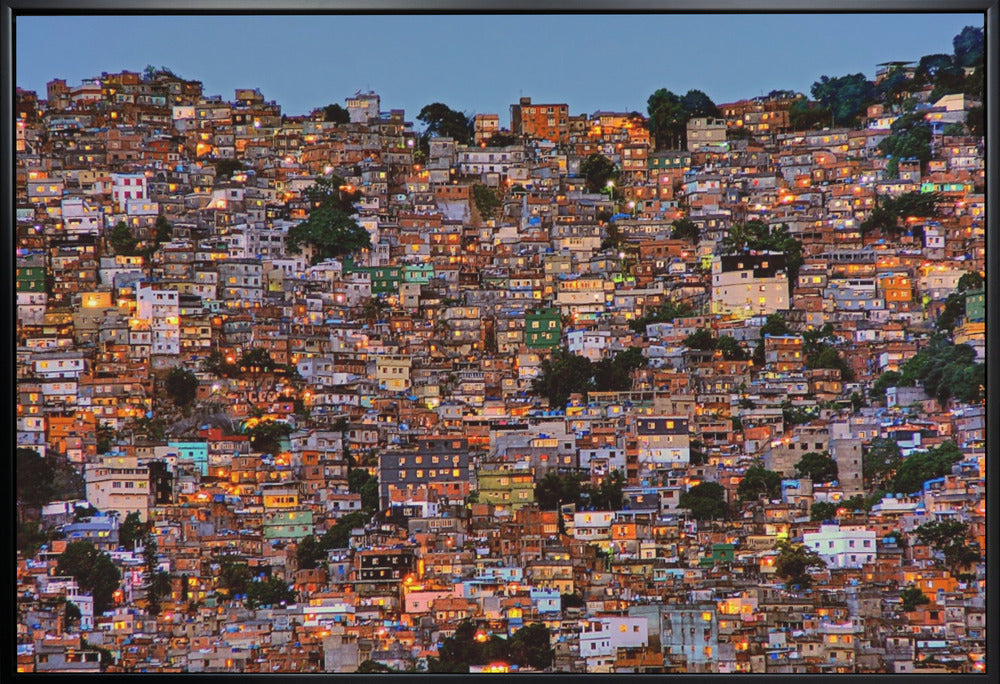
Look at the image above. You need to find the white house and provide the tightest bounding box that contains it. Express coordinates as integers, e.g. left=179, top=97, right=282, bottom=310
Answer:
left=802, top=523, right=876, bottom=569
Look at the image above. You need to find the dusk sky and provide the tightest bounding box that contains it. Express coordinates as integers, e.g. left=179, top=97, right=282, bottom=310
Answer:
left=16, top=13, right=981, bottom=124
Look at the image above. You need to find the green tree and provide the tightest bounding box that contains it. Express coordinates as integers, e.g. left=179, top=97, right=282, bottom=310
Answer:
left=789, top=98, right=832, bottom=130
left=286, top=174, right=369, bottom=265
left=296, top=535, right=326, bottom=571
left=760, top=313, right=790, bottom=337
left=587, top=470, right=626, bottom=510
left=681, top=89, right=720, bottom=118
left=629, top=299, right=694, bottom=333
left=670, top=217, right=699, bottom=241
left=485, top=132, right=520, bottom=147
left=322, top=103, right=350, bottom=124
left=320, top=511, right=368, bottom=549
left=914, top=519, right=980, bottom=572
left=417, top=102, right=473, bottom=144
left=794, top=452, right=839, bottom=484
left=678, top=481, right=728, bottom=521
left=471, top=183, right=502, bottom=220
left=119, top=511, right=145, bottom=551
left=900, top=586, right=930, bottom=612
left=774, top=540, right=826, bottom=590
left=153, top=214, right=173, bottom=244
left=646, top=88, right=687, bottom=150
left=531, top=349, right=594, bottom=408
left=580, top=153, right=618, bottom=193
left=810, top=73, right=875, bottom=126
left=716, top=335, right=748, bottom=361
left=810, top=501, right=839, bottom=522
left=96, top=423, right=116, bottom=454
left=508, top=622, right=554, bottom=670
left=216, top=554, right=253, bottom=596
left=535, top=471, right=585, bottom=510
left=871, top=370, right=903, bottom=403
left=214, top=158, right=244, bottom=180
left=16, top=447, right=55, bottom=507
left=864, top=438, right=903, bottom=489
left=356, top=660, right=396, bottom=673
left=592, top=347, right=647, bottom=393
left=108, top=220, right=139, bottom=256
left=953, top=26, right=984, bottom=67
left=683, top=329, right=716, bottom=351
left=244, top=575, right=296, bottom=609
left=738, top=465, right=783, bottom=502
left=891, top=441, right=963, bottom=495
left=164, top=366, right=199, bottom=407
left=56, top=541, right=121, bottom=615
left=245, top=420, right=293, bottom=456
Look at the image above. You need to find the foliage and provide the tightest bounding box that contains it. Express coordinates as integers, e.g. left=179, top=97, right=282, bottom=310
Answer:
left=320, top=511, right=369, bottom=549
left=418, top=102, right=473, bottom=144
left=531, top=349, right=594, bottom=408
left=864, top=438, right=903, bottom=489
left=120, top=511, right=145, bottom=551
left=108, top=220, right=139, bottom=256
left=795, top=452, right=839, bottom=484
left=788, top=98, right=831, bottom=130
left=629, top=299, right=694, bottom=333
left=900, top=586, right=930, bottom=612
left=56, top=541, right=121, bottom=614
left=349, top=468, right=380, bottom=512
left=716, top=335, right=748, bottom=361
left=871, top=370, right=903, bottom=403
left=760, top=313, right=790, bottom=337
left=216, top=554, right=253, bottom=596
left=485, top=132, right=520, bottom=147
left=286, top=175, right=369, bottom=264
left=738, top=465, right=783, bottom=502
left=810, top=73, right=875, bottom=126
left=810, top=501, right=839, bottom=522
left=471, top=183, right=502, bottom=220
left=890, top=441, right=962, bottom=495
left=16, top=447, right=54, bottom=507
left=678, top=481, right=729, bottom=520
left=592, top=347, right=647, bottom=393
left=914, top=519, right=980, bottom=572
left=953, top=26, right=984, bottom=67
left=153, top=214, right=173, bottom=244
left=535, top=471, right=585, bottom=510
left=774, top=540, right=826, bottom=589
left=429, top=620, right=553, bottom=673
left=580, top=153, right=618, bottom=193
left=719, top=220, right=803, bottom=285
left=587, top=470, right=626, bottom=510
left=296, top=535, right=326, bottom=571
left=646, top=87, right=719, bottom=149
left=322, top=103, right=350, bottom=124
left=356, top=660, right=396, bottom=673
left=164, top=366, right=199, bottom=407
left=214, top=158, right=244, bottom=180
left=877, top=118, right=932, bottom=170
left=670, top=217, right=699, bottom=241
left=899, top=337, right=983, bottom=404
left=245, top=420, right=292, bottom=456
left=683, top=329, right=716, bottom=351
left=244, top=575, right=296, bottom=609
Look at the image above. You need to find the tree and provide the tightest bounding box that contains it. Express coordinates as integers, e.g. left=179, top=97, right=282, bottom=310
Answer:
left=646, top=88, right=687, bottom=150
left=508, top=622, right=554, bottom=670
left=900, top=586, right=930, bottom=612
left=716, top=335, right=748, bottom=361
left=810, top=501, right=839, bottom=522
left=295, top=536, right=326, bottom=571
left=535, top=471, right=585, bottom=510
left=794, top=452, right=838, bottom=484
left=678, top=481, right=728, bottom=521
left=214, top=158, right=244, bottom=180
left=864, top=438, right=902, bottom=489
left=592, top=347, right=647, bottom=393
left=774, top=540, right=826, bottom=589
left=760, top=313, right=790, bottom=337
left=953, top=26, right=984, bottom=67
left=56, top=541, right=121, bottom=615
left=891, top=441, right=963, bottom=495
left=670, top=217, right=699, bottom=241
left=738, top=465, right=783, bottom=502
left=580, top=153, right=618, bottom=193
left=471, top=183, right=501, bottom=220
left=244, top=575, right=296, bottom=609
left=789, top=98, right=832, bottom=130
left=153, top=214, right=173, bottom=244
left=719, top=221, right=802, bottom=285
left=119, top=511, right=145, bottom=551
left=914, top=519, right=980, bottom=572
left=356, top=660, right=396, bottom=673
left=16, top=447, right=54, bottom=507
left=485, top=132, right=520, bottom=147
left=108, top=220, right=139, bottom=256
left=417, top=102, right=473, bottom=144
left=681, top=89, right=720, bottom=119
left=871, top=370, right=903, bottom=403
left=245, top=420, right=292, bottom=456
left=629, top=299, right=694, bottom=333
left=164, top=367, right=199, bottom=407
left=587, top=470, right=625, bottom=510
left=286, top=174, right=369, bottom=264
left=810, top=73, right=875, bottom=126
left=322, top=103, right=350, bottom=124
left=683, top=329, right=716, bottom=351
left=320, top=511, right=368, bottom=549
left=531, top=349, right=594, bottom=408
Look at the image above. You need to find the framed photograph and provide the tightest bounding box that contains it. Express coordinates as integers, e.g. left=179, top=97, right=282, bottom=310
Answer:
left=6, top=1, right=995, bottom=679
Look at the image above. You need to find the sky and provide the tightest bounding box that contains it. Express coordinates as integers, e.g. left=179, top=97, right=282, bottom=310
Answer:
left=15, top=13, right=981, bottom=124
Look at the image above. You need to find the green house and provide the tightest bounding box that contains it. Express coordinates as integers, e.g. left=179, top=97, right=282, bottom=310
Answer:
left=965, top=288, right=985, bottom=322
left=402, top=263, right=434, bottom=284
left=263, top=508, right=314, bottom=541
left=525, top=307, right=562, bottom=349
left=16, top=266, right=46, bottom=292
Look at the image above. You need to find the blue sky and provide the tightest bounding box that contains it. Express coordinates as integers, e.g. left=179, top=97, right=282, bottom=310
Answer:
left=16, top=14, right=981, bottom=123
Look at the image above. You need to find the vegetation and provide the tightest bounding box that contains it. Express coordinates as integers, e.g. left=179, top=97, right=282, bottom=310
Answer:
left=719, top=220, right=803, bottom=286
left=670, top=217, right=699, bottom=242
left=863, top=438, right=903, bottom=490
left=322, top=103, right=350, bottom=124
left=914, top=519, right=980, bottom=573
left=810, top=73, right=875, bottom=126
left=428, top=620, right=553, bottom=672
left=646, top=87, right=719, bottom=149
left=56, top=541, right=121, bottom=615
left=531, top=347, right=647, bottom=408
left=164, top=367, right=199, bottom=407
left=214, top=158, right=244, bottom=180
left=628, top=299, right=694, bottom=333
left=809, top=501, right=839, bottom=522
left=890, top=442, right=963, bottom=495
left=580, top=153, right=618, bottom=193
left=245, top=420, right=293, bottom=456
left=535, top=470, right=625, bottom=511
left=737, top=465, right=783, bottom=502
left=108, top=220, right=140, bottom=256
left=774, top=540, right=826, bottom=590
left=285, top=174, right=369, bottom=264
left=900, top=586, right=930, bottom=612
left=794, top=452, right=838, bottom=484
left=678, top=481, right=729, bottom=520
left=417, top=102, right=473, bottom=144
left=16, top=447, right=55, bottom=508
left=472, top=183, right=502, bottom=220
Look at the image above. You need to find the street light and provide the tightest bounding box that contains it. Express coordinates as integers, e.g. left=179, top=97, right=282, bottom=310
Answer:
left=606, top=180, right=615, bottom=204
